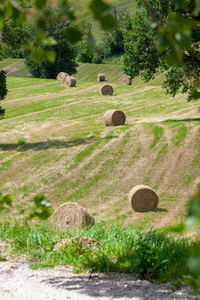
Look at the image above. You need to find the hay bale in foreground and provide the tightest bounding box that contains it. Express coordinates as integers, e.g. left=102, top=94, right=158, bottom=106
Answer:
left=63, top=76, right=76, bottom=87
left=129, top=185, right=159, bottom=212
left=52, top=202, right=95, bottom=230
left=97, top=74, right=105, bottom=82
left=100, top=84, right=113, bottom=96
left=54, top=236, right=99, bottom=252
left=57, top=72, right=69, bottom=80
left=104, top=109, right=126, bottom=126
left=119, top=75, right=132, bottom=85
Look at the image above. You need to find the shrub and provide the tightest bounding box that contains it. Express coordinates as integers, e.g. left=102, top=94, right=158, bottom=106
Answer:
left=0, top=70, right=7, bottom=118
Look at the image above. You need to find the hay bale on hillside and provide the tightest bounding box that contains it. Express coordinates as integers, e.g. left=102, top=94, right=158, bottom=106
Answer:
left=129, top=185, right=159, bottom=212
left=62, top=76, right=76, bottom=87
left=100, top=84, right=113, bottom=96
left=104, top=109, right=126, bottom=126
left=52, top=202, right=95, bottom=230
left=57, top=72, right=69, bottom=80
left=119, top=75, right=132, bottom=85
left=54, top=236, right=99, bottom=252
left=97, top=74, right=105, bottom=82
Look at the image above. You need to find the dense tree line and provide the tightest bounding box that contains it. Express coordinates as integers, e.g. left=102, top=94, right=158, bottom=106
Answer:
left=123, top=0, right=200, bottom=100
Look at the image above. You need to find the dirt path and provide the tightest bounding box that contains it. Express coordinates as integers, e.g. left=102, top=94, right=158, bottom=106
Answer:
left=0, top=260, right=197, bottom=300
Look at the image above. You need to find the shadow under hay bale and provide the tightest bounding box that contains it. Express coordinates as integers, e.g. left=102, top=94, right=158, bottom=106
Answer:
left=57, top=72, right=69, bottom=80
left=104, top=109, right=126, bottom=126
left=54, top=236, right=99, bottom=252
left=52, top=202, right=95, bottom=230
left=119, top=75, right=132, bottom=85
left=129, top=185, right=159, bottom=212
left=97, top=74, right=105, bottom=82
left=100, top=84, right=113, bottom=96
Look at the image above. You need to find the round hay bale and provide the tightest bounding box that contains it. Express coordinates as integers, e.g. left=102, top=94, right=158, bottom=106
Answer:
left=54, top=236, right=99, bottom=252
left=100, top=84, right=113, bottom=96
left=97, top=73, right=105, bottom=82
left=63, top=76, right=76, bottom=87
left=119, top=75, right=132, bottom=85
left=57, top=72, right=69, bottom=80
left=129, top=185, right=159, bottom=212
left=52, top=202, right=95, bottom=230
left=104, top=109, right=126, bottom=126
left=62, top=75, right=70, bottom=87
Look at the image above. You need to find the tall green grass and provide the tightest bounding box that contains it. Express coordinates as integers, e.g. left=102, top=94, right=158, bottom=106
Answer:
left=0, top=222, right=193, bottom=283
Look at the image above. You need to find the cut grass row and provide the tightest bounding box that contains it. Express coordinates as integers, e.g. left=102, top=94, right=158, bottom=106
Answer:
left=0, top=73, right=199, bottom=229
left=1, top=120, right=198, bottom=230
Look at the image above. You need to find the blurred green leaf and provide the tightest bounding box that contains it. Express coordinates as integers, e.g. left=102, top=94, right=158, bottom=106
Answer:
left=41, top=37, right=57, bottom=47
left=65, top=27, right=83, bottom=44
left=60, top=0, right=76, bottom=20
left=26, top=194, right=53, bottom=221
left=185, top=216, right=198, bottom=229
left=89, top=0, right=117, bottom=30
left=100, top=14, right=118, bottom=31
left=35, top=0, right=48, bottom=10
left=166, top=50, right=182, bottom=65
left=30, top=47, right=46, bottom=64
left=45, top=50, right=56, bottom=62
left=190, top=88, right=200, bottom=100
left=89, top=0, right=110, bottom=19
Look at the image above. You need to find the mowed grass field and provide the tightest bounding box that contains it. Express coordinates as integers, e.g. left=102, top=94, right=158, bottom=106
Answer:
left=0, top=61, right=200, bottom=230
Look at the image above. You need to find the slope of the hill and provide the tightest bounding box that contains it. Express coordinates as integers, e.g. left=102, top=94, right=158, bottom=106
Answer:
left=0, top=69, right=199, bottom=230
left=0, top=59, right=124, bottom=82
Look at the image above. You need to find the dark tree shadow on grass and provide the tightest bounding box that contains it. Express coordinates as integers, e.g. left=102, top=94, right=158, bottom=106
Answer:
left=162, top=117, right=200, bottom=123
left=0, top=136, right=118, bottom=152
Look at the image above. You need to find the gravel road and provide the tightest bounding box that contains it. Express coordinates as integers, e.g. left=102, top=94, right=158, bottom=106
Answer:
left=0, top=260, right=198, bottom=300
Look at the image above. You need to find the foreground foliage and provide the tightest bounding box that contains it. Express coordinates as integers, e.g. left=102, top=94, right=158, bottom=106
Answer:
left=0, top=222, right=194, bottom=284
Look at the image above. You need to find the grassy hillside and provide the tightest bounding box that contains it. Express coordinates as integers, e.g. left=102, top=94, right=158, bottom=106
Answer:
left=0, top=68, right=199, bottom=230
left=0, top=59, right=31, bottom=77
left=0, top=59, right=124, bottom=82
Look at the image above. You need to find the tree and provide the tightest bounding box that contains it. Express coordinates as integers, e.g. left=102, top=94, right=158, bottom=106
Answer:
left=123, top=0, right=200, bottom=100
left=0, top=71, right=7, bottom=118
left=2, top=19, right=31, bottom=58
left=25, top=6, right=77, bottom=79
left=0, top=0, right=117, bottom=64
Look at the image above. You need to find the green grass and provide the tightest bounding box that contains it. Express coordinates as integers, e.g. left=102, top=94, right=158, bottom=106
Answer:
left=150, top=125, right=164, bottom=148
left=0, top=222, right=193, bottom=283
left=153, top=143, right=168, bottom=166
left=171, top=124, right=188, bottom=146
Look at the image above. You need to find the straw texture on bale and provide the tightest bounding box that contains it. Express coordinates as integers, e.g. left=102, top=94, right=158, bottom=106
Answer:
left=54, top=236, right=99, bottom=252
left=97, top=74, right=105, bottom=82
left=129, top=185, right=159, bottom=212
left=52, top=202, right=95, bottom=230
left=104, top=109, right=126, bottom=126
left=119, top=75, right=132, bottom=85
left=100, top=84, right=113, bottom=95
left=57, top=72, right=69, bottom=80
left=63, top=76, right=76, bottom=87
